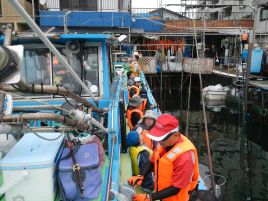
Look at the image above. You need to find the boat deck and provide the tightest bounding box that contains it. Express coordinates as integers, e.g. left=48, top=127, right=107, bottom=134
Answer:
left=249, top=80, right=268, bottom=90
left=213, top=66, right=268, bottom=90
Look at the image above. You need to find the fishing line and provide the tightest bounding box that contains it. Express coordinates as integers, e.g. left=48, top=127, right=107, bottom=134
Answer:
left=24, top=122, right=65, bottom=141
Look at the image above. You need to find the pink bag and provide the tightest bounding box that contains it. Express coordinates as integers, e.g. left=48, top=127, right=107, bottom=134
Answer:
left=79, top=135, right=105, bottom=167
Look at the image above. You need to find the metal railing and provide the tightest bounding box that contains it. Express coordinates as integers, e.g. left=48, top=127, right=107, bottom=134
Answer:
left=132, top=8, right=253, bottom=20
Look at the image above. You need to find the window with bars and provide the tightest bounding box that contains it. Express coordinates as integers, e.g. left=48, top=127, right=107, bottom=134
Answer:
left=260, top=8, right=268, bottom=21
left=60, top=0, right=97, bottom=11
left=223, top=6, right=232, bottom=18
left=211, top=0, right=219, bottom=4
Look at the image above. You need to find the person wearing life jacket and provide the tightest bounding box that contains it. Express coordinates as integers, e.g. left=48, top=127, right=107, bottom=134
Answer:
left=127, top=131, right=154, bottom=192
left=127, top=96, right=144, bottom=130
left=127, top=71, right=135, bottom=86
left=241, top=32, right=248, bottom=49
left=139, top=84, right=151, bottom=112
left=130, top=55, right=141, bottom=77
left=128, top=77, right=141, bottom=100
left=128, top=114, right=199, bottom=201
left=133, top=110, right=157, bottom=149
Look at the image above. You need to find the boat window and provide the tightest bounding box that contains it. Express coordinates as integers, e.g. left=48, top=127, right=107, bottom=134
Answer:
left=52, top=50, right=82, bottom=95
left=82, top=47, right=100, bottom=96
left=21, top=49, right=51, bottom=85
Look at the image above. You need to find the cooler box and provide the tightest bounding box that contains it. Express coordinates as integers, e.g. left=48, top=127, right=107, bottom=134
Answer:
left=0, top=132, right=64, bottom=201
left=58, top=143, right=102, bottom=200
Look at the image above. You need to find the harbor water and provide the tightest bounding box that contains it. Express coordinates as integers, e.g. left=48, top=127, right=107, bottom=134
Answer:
left=148, top=73, right=268, bottom=201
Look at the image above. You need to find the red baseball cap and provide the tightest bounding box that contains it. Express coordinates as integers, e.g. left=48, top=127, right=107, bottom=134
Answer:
left=147, top=114, right=179, bottom=141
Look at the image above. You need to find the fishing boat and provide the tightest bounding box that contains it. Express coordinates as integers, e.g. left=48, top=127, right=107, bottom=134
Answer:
left=0, top=2, right=210, bottom=201
left=0, top=35, right=209, bottom=200
left=202, top=84, right=229, bottom=102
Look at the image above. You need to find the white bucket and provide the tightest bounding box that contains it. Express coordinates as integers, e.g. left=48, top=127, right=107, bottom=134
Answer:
left=204, top=174, right=226, bottom=198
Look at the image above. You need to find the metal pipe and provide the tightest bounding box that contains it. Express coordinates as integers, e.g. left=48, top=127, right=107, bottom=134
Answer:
left=31, top=0, right=35, bottom=20
left=3, top=24, right=12, bottom=46
left=0, top=124, right=13, bottom=134
left=64, top=11, right=71, bottom=34
left=1, top=81, right=105, bottom=113
left=0, top=113, right=91, bottom=131
left=105, top=97, right=115, bottom=201
left=69, top=110, right=108, bottom=134
left=105, top=135, right=116, bottom=201
left=23, top=127, right=76, bottom=132
left=7, top=0, right=97, bottom=103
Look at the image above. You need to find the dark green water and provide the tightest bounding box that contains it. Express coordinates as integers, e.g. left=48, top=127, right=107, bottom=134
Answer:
left=149, top=74, right=268, bottom=201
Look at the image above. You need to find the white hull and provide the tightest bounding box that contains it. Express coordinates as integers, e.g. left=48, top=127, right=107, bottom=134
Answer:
left=203, top=91, right=227, bottom=101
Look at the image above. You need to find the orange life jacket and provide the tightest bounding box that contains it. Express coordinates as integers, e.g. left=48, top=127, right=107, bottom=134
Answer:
left=153, top=135, right=199, bottom=201
left=141, top=99, right=147, bottom=113
left=141, top=130, right=154, bottom=150
left=128, top=86, right=140, bottom=100
left=127, top=109, right=144, bottom=130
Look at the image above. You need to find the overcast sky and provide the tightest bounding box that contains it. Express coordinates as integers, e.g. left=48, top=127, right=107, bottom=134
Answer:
left=132, top=0, right=195, bottom=13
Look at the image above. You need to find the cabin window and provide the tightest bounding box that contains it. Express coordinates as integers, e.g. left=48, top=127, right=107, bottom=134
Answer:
left=260, top=8, right=268, bottom=21
left=52, top=51, right=82, bottom=95
left=21, top=49, right=51, bottom=85
left=82, top=47, right=100, bottom=96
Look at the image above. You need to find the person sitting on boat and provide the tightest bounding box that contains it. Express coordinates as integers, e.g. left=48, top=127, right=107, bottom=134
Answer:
left=128, top=114, right=199, bottom=201
left=139, top=86, right=151, bottom=112
left=127, top=131, right=154, bottom=193
left=133, top=110, right=157, bottom=150
left=130, top=55, right=141, bottom=77
left=127, top=96, right=144, bottom=130
left=127, top=71, right=135, bottom=86
left=128, top=77, right=141, bottom=100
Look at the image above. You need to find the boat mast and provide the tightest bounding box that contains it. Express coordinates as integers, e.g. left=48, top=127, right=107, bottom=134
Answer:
left=7, top=0, right=98, bottom=103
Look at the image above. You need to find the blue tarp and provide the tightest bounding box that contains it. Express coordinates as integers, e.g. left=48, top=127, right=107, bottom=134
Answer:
left=251, top=48, right=263, bottom=74
left=40, top=11, right=132, bottom=27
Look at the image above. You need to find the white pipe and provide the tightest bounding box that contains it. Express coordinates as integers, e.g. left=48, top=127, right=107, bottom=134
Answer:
left=69, top=110, right=108, bottom=134
left=7, top=0, right=97, bottom=103
left=0, top=124, right=13, bottom=134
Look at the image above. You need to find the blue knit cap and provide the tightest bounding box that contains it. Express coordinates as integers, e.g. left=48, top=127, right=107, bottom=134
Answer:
left=126, top=131, right=140, bottom=146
